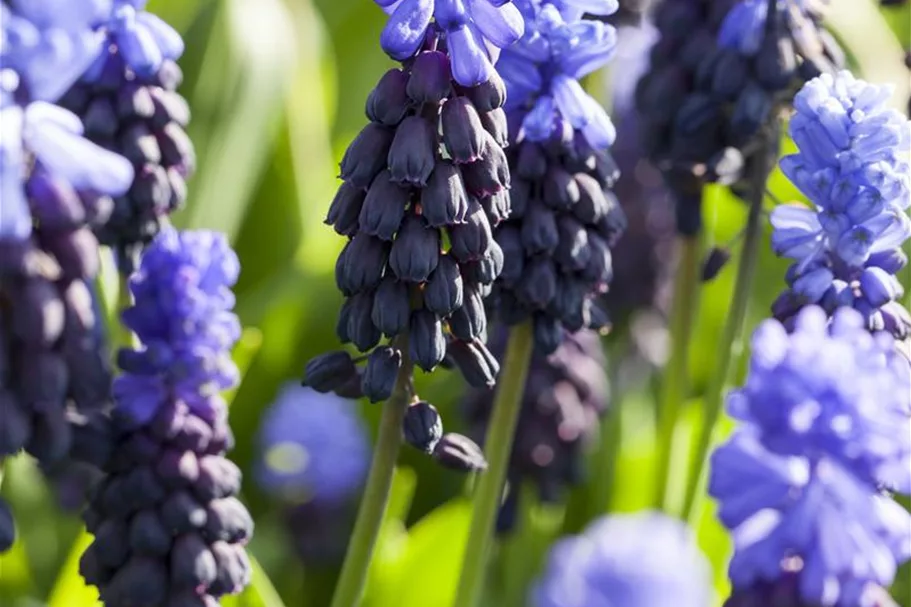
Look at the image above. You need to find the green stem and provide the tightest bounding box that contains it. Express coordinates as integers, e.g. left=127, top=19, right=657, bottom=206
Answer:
left=680, top=160, right=772, bottom=527
left=330, top=339, right=413, bottom=607
left=454, top=321, right=535, bottom=607
left=653, top=235, right=701, bottom=512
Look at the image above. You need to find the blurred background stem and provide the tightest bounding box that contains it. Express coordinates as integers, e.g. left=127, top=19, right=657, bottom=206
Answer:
left=680, top=133, right=776, bottom=526
left=330, top=336, right=413, bottom=607
left=454, top=321, right=534, bottom=607
left=653, top=234, right=701, bottom=512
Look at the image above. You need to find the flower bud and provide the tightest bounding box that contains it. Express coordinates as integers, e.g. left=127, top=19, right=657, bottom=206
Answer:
left=462, top=239, right=503, bottom=285
left=421, top=160, right=470, bottom=227
left=461, top=135, right=510, bottom=196
left=449, top=286, right=487, bottom=341
left=335, top=234, right=389, bottom=295
left=432, top=433, right=487, bottom=471
left=366, top=68, right=411, bottom=126
left=407, top=51, right=452, bottom=105
left=519, top=259, right=558, bottom=309
left=208, top=541, right=251, bottom=595
left=424, top=254, right=464, bottom=316
left=345, top=292, right=382, bottom=351
left=359, top=170, right=410, bottom=240
left=701, top=246, right=732, bottom=282
left=129, top=510, right=172, bottom=556
left=304, top=351, right=359, bottom=394
left=860, top=266, right=902, bottom=308
left=340, top=123, right=395, bottom=189
left=389, top=215, right=440, bottom=282
left=441, top=96, right=486, bottom=164
left=542, top=166, right=580, bottom=211
left=480, top=108, right=509, bottom=148
left=729, top=83, right=772, bottom=146
left=449, top=199, right=493, bottom=262
left=521, top=201, right=559, bottom=255
left=102, top=557, right=169, bottom=606
left=533, top=315, right=563, bottom=354
left=496, top=225, right=525, bottom=286
left=710, top=49, right=749, bottom=101
left=160, top=491, right=208, bottom=534
left=409, top=310, right=446, bottom=371
left=554, top=217, right=591, bottom=272
left=325, top=182, right=366, bottom=236
left=170, top=534, right=217, bottom=589
left=362, top=346, right=402, bottom=403
left=446, top=339, right=499, bottom=388
left=388, top=116, right=436, bottom=185
left=479, top=190, right=510, bottom=226
left=0, top=393, right=31, bottom=454
left=403, top=401, right=443, bottom=453
left=371, top=277, right=411, bottom=336
left=204, top=497, right=253, bottom=544
left=516, top=142, right=548, bottom=180
left=463, top=70, right=506, bottom=112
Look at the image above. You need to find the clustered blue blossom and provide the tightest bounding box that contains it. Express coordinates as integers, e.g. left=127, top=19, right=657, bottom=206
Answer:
left=770, top=71, right=911, bottom=337
left=497, top=0, right=617, bottom=149
left=710, top=306, right=911, bottom=606
left=0, top=0, right=135, bottom=243
left=532, top=512, right=713, bottom=607
left=256, top=384, right=370, bottom=505
left=114, top=229, right=242, bottom=426
left=374, top=0, right=525, bottom=86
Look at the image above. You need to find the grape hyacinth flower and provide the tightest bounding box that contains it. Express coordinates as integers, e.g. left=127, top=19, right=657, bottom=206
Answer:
left=489, top=1, right=626, bottom=354
left=374, top=0, right=524, bottom=87
left=463, top=328, right=608, bottom=530
left=305, top=24, right=511, bottom=470
left=59, top=0, right=194, bottom=272
left=1, top=3, right=133, bottom=543
left=256, top=384, right=370, bottom=506
left=710, top=306, right=911, bottom=606
left=80, top=230, right=253, bottom=607
left=256, top=385, right=370, bottom=566
left=636, top=0, right=844, bottom=235
left=770, top=72, right=911, bottom=338
left=532, top=512, right=714, bottom=607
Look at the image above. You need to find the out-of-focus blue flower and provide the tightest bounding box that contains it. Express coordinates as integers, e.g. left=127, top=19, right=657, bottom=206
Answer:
left=1, top=2, right=109, bottom=102
left=113, top=229, right=242, bottom=425
left=89, top=0, right=185, bottom=78
left=532, top=511, right=713, bottom=607
left=497, top=1, right=618, bottom=149
left=711, top=430, right=911, bottom=607
left=0, top=101, right=134, bottom=240
left=256, top=384, right=371, bottom=505
left=375, top=0, right=524, bottom=86
left=770, top=72, right=911, bottom=333
left=728, top=306, right=911, bottom=491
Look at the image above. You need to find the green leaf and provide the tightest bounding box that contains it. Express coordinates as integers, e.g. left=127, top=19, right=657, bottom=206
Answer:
left=222, top=554, right=287, bottom=607
left=225, top=327, right=264, bottom=407
left=46, top=531, right=100, bottom=607
left=365, top=500, right=472, bottom=607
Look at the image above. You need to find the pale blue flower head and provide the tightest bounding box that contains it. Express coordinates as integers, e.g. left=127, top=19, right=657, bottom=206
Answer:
left=533, top=512, right=713, bottom=607
left=256, top=385, right=371, bottom=505
left=375, top=0, right=524, bottom=86
left=99, top=0, right=185, bottom=77
left=728, top=306, right=911, bottom=492
left=711, top=430, right=911, bottom=607
left=497, top=1, right=617, bottom=149
left=718, top=0, right=818, bottom=56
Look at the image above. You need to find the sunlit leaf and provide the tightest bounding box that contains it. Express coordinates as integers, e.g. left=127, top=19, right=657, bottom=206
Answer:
left=46, top=531, right=99, bottom=607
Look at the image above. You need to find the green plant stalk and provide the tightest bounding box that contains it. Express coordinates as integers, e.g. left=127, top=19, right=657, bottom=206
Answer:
left=680, top=160, right=771, bottom=527
left=454, top=321, right=535, bottom=607
left=653, top=235, right=701, bottom=511
left=330, top=339, right=414, bottom=607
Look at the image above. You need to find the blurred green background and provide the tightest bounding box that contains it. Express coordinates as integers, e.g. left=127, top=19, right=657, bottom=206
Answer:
left=1, top=1, right=909, bottom=606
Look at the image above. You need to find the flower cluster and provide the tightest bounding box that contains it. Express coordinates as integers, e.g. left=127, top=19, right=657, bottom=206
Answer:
left=374, top=0, right=524, bottom=87
left=0, top=1, right=136, bottom=549
left=463, top=328, right=608, bottom=530
left=710, top=306, right=911, bottom=606
left=306, top=23, right=511, bottom=471
left=770, top=71, right=911, bottom=338
left=56, top=0, right=193, bottom=273
left=490, top=0, right=626, bottom=354
left=532, top=512, right=713, bottom=607
left=80, top=230, right=253, bottom=606
left=636, top=0, right=844, bottom=235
